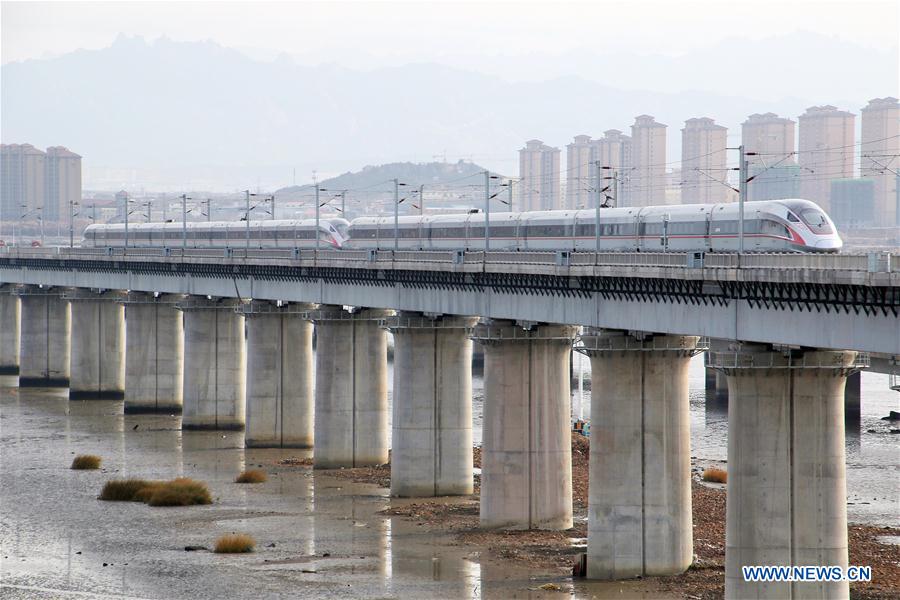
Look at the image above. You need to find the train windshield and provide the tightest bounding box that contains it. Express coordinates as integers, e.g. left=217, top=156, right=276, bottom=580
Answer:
left=334, top=223, right=350, bottom=239
left=799, top=208, right=832, bottom=234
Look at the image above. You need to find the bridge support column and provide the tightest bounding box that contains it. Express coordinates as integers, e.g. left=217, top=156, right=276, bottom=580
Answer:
left=241, top=301, right=315, bottom=448
left=66, top=289, right=126, bottom=399
left=580, top=330, right=700, bottom=579
left=714, top=345, right=858, bottom=600
left=0, top=285, right=20, bottom=375
left=178, top=297, right=246, bottom=430
left=473, top=321, right=577, bottom=530
left=16, top=286, right=70, bottom=387
left=313, top=306, right=392, bottom=468
left=123, top=293, right=184, bottom=413
left=386, top=312, right=478, bottom=497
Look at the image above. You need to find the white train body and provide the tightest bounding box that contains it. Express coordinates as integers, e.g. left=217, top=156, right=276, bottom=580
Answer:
left=345, top=199, right=842, bottom=253
left=82, top=218, right=350, bottom=249
left=82, top=199, right=841, bottom=254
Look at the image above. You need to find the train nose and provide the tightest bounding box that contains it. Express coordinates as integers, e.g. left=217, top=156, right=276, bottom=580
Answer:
left=815, top=237, right=842, bottom=250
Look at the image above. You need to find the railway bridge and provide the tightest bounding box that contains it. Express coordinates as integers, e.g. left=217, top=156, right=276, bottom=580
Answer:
left=1, top=246, right=898, bottom=599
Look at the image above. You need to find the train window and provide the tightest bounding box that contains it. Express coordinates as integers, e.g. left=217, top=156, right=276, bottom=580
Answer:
left=606, top=223, right=633, bottom=236
left=711, top=220, right=737, bottom=234
left=526, top=225, right=566, bottom=237
left=469, top=227, right=485, bottom=238
left=760, top=220, right=789, bottom=238
left=575, top=224, right=595, bottom=237
left=492, top=226, right=517, bottom=238
left=644, top=223, right=662, bottom=236
left=799, top=209, right=832, bottom=234
left=228, top=229, right=244, bottom=240
left=786, top=212, right=800, bottom=223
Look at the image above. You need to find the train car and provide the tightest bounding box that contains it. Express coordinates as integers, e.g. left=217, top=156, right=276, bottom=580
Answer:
left=344, top=199, right=841, bottom=253
left=82, top=218, right=350, bottom=249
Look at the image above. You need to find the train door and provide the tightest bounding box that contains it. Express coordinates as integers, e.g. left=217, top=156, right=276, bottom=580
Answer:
left=753, top=210, right=762, bottom=250
left=705, top=211, right=712, bottom=250
left=634, top=215, right=644, bottom=251
left=661, top=213, right=670, bottom=251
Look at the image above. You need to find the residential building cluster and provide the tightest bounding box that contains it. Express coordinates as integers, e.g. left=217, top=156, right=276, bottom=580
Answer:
left=518, top=97, right=899, bottom=228
left=1, top=143, right=82, bottom=225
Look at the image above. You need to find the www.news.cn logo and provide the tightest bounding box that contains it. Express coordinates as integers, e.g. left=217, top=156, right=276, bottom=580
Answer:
left=742, top=565, right=872, bottom=582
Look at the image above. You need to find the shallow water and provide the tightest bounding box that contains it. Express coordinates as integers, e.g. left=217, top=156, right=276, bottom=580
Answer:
left=0, top=376, right=668, bottom=599
left=1, top=353, right=897, bottom=598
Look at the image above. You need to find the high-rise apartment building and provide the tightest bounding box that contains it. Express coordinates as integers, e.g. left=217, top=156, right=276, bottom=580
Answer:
left=742, top=112, right=796, bottom=159
left=519, top=139, right=561, bottom=211
left=860, top=97, right=900, bottom=225
left=45, top=146, right=82, bottom=222
left=595, top=129, right=631, bottom=206
left=627, top=115, right=666, bottom=206
left=1, top=144, right=47, bottom=221
left=681, top=117, right=728, bottom=204
left=741, top=113, right=798, bottom=202
left=565, top=135, right=597, bottom=210
left=115, top=190, right=129, bottom=221
left=797, top=105, right=855, bottom=212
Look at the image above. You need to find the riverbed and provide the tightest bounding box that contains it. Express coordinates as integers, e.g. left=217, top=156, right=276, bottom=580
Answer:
left=1, top=355, right=897, bottom=598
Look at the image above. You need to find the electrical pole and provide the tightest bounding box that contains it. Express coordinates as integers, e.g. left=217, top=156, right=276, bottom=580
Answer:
left=124, top=193, right=129, bottom=251
left=340, top=190, right=347, bottom=215
left=393, top=178, right=400, bottom=250
left=69, top=199, right=75, bottom=248
left=595, top=162, right=603, bottom=253
left=245, top=189, right=250, bottom=251
left=738, top=144, right=746, bottom=255
left=419, top=184, right=425, bottom=215
left=270, top=194, right=276, bottom=220
left=180, top=193, right=191, bottom=249
left=484, top=170, right=491, bottom=253
left=315, top=182, right=321, bottom=251
left=508, top=178, right=514, bottom=212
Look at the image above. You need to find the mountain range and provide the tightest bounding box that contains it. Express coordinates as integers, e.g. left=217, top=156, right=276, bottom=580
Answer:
left=2, top=33, right=894, bottom=190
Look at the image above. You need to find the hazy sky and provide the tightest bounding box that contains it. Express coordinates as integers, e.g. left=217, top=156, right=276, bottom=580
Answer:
left=3, top=0, right=898, bottom=68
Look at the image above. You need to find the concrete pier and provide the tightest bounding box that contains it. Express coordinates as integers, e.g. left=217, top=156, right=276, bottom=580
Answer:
left=0, top=286, right=20, bottom=375
left=580, top=330, right=700, bottom=579
left=473, top=321, right=577, bottom=530
left=240, top=301, right=315, bottom=448
left=312, top=306, right=392, bottom=468
left=387, top=312, right=478, bottom=497
left=66, top=289, right=126, bottom=399
left=714, top=346, right=858, bottom=600
left=123, top=293, right=184, bottom=414
left=16, top=286, right=70, bottom=387
left=178, top=297, right=246, bottom=430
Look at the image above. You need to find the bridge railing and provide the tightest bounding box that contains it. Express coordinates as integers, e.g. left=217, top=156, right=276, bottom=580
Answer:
left=1, top=246, right=895, bottom=272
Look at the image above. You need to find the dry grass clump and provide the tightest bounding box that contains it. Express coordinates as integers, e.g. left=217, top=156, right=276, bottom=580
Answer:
left=702, top=467, right=728, bottom=484
left=234, top=469, right=267, bottom=484
left=146, top=478, right=213, bottom=506
left=99, top=478, right=161, bottom=501
left=99, top=477, right=212, bottom=506
left=71, top=454, right=102, bottom=470
left=214, top=534, right=256, bottom=553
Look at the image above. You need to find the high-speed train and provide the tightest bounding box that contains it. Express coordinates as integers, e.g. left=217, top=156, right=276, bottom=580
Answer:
left=82, top=218, right=350, bottom=249
left=346, top=199, right=841, bottom=253
left=81, top=199, right=842, bottom=253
